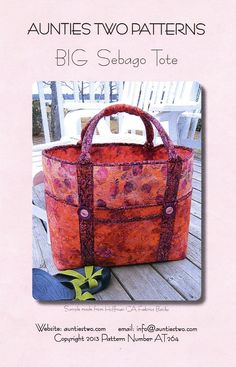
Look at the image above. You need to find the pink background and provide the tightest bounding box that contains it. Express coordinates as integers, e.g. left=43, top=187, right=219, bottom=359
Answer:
left=1, top=0, right=236, bottom=365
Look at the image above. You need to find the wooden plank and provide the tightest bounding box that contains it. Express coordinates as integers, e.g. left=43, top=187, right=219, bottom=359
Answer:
left=189, top=214, right=201, bottom=239
left=32, top=184, right=45, bottom=209
left=193, top=171, right=201, bottom=181
left=193, top=164, right=201, bottom=173
left=32, top=204, right=48, bottom=221
left=191, top=200, right=201, bottom=219
left=32, top=185, right=50, bottom=242
left=192, top=178, right=201, bottom=191
left=95, top=274, right=131, bottom=301
left=112, top=265, right=184, bottom=301
left=192, top=188, right=201, bottom=203
left=187, top=233, right=201, bottom=268
left=193, top=158, right=201, bottom=167
left=152, top=259, right=201, bottom=301
left=32, top=217, right=46, bottom=269
left=32, top=216, right=57, bottom=275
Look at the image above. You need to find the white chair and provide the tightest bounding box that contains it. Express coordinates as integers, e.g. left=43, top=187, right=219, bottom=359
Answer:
left=62, top=81, right=160, bottom=144
left=150, top=81, right=201, bottom=144
left=178, top=111, right=202, bottom=149
left=119, top=81, right=201, bottom=144
left=62, top=81, right=201, bottom=146
left=117, top=81, right=168, bottom=144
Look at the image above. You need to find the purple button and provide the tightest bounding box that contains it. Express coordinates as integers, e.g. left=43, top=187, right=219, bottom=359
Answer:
left=80, top=208, right=89, bottom=218
left=166, top=206, right=174, bottom=215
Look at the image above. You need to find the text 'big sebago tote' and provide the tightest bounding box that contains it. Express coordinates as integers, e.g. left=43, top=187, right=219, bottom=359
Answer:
left=42, top=104, right=193, bottom=270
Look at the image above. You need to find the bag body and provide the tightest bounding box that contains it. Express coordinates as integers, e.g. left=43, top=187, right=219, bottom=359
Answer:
left=42, top=104, right=193, bottom=270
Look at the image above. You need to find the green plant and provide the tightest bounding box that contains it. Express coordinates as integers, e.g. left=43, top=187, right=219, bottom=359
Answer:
left=196, top=119, right=202, bottom=132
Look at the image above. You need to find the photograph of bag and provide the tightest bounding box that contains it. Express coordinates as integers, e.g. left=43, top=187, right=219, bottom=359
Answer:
left=42, top=104, right=193, bottom=270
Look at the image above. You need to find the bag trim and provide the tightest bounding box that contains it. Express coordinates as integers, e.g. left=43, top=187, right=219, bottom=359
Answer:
left=95, top=191, right=192, bottom=210
left=94, top=213, right=162, bottom=224
left=157, top=158, right=183, bottom=261
left=77, top=163, right=94, bottom=265
left=43, top=143, right=193, bottom=166
left=44, top=189, right=192, bottom=209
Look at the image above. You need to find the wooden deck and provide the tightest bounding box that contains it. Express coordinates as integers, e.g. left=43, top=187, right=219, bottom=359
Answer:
left=32, top=157, right=202, bottom=302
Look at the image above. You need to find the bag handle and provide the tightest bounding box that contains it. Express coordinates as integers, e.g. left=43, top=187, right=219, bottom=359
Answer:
left=80, top=113, right=155, bottom=149
left=79, top=104, right=177, bottom=163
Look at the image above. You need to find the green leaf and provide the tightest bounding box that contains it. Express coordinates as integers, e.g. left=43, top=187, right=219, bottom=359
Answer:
left=80, top=292, right=95, bottom=301
left=70, top=279, right=83, bottom=299
left=58, top=267, right=104, bottom=292
left=58, top=270, right=86, bottom=282
left=70, top=279, right=95, bottom=301
left=88, top=278, right=98, bottom=288
left=84, top=266, right=94, bottom=279
left=91, top=268, right=103, bottom=279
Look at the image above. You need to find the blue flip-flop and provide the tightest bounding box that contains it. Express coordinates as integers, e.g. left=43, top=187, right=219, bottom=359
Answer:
left=32, top=268, right=95, bottom=301
left=54, top=266, right=111, bottom=295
